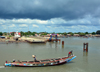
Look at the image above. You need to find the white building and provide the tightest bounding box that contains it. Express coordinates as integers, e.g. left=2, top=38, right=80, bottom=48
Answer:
left=14, top=31, right=21, bottom=38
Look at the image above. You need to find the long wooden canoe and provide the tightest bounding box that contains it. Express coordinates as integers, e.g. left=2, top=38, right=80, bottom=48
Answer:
left=5, top=55, right=76, bottom=67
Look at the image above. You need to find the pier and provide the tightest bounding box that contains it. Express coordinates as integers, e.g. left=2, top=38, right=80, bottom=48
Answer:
left=83, top=43, right=88, bottom=52
left=0, top=36, right=47, bottom=44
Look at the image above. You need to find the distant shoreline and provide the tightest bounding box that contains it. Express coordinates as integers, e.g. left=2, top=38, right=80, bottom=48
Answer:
left=0, top=36, right=100, bottom=44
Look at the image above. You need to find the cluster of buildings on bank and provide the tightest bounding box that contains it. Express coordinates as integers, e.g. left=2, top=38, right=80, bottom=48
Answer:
left=0, top=32, right=21, bottom=39
left=1, top=31, right=100, bottom=39
left=33, top=33, right=100, bottom=38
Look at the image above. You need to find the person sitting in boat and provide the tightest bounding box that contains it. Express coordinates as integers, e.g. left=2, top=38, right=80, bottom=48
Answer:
left=13, top=59, right=16, bottom=62
left=68, top=50, right=73, bottom=57
left=32, top=55, right=39, bottom=62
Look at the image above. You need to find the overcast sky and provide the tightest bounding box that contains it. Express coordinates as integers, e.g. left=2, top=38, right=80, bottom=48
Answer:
left=0, top=0, right=100, bottom=33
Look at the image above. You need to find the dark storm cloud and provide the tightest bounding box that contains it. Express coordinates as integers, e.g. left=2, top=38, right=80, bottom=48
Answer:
left=45, top=23, right=100, bottom=28
left=0, top=0, right=100, bottom=20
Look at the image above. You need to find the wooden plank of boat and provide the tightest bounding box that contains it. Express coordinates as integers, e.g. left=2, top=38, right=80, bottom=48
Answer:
left=5, top=55, right=76, bottom=67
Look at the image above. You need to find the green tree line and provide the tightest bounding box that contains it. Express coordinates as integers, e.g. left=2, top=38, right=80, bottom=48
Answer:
left=0, top=30, right=100, bottom=36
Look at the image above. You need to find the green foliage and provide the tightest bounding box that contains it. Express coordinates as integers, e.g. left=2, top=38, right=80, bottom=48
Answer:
left=52, top=32, right=55, bottom=34
left=96, top=30, right=100, bottom=34
left=9, top=35, right=12, bottom=37
left=28, top=31, right=32, bottom=35
left=20, top=31, right=24, bottom=36
left=85, top=32, right=88, bottom=34
left=74, top=32, right=78, bottom=34
left=68, top=32, right=72, bottom=34
left=1, top=31, right=99, bottom=37
left=33, top=32, right=37, bottom=34
left=63, top=32, right=67, bottom=35
left=20, top=31, right=35, bottom=36
left=0, top=32, right=3, bottom=36
left=31, top=32, right=35, bottom=36
left=68, top=32, right=74, bottom=36
left=41, top=33, right=47, bottom=35
left=3, top=32, right=7, bottom=35
left=92, top=32, right=96, bottom=35
left=77, top=32, right=80, bottom=34
left=79, top=33, right=86, bottom=36
left=24, top=32, right=28, bottom=36
left=57, top=33, right=63, bottom=34
left=11, top=32, right=14, bottom=36
left=70, top=33, right=74, bottom=36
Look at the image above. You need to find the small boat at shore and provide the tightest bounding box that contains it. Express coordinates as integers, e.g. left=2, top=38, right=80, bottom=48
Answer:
left=25, top=40, right=46, bottom=43
left=5, top=55, right=76, bottom=67
left=47, top=39, right=60, bottom=42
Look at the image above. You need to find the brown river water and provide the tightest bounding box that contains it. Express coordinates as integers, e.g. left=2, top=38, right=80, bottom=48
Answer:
left=0, top=37, right=100, bottom=72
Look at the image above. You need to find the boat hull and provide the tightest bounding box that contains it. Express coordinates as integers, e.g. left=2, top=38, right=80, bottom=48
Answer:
left=5, top=56, right=76, bottom=67
left=13, top=61, right=67, bottom=67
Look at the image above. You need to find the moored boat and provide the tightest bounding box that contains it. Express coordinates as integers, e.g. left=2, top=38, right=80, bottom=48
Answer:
left=5, top=54, right=76, bottom=67
left=47, top=39, right=60, bottom=42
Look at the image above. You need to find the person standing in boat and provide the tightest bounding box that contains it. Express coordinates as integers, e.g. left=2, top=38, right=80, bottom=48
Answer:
left=32, top=55, right=36, bottom=61
left=55, top=34, right=58, bottom=42
left=32, top=55, right=39, bottom=62
left=68, top=50, right=73, bottom=57
left=49, top=34, right=52, bottom=41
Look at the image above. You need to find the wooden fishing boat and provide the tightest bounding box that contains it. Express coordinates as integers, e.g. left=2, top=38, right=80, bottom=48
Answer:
left=5, top=55, right=76, bottom=67
left=25, top=40, right=46, bottom=43
left=47, top=39, right=60, bottom=42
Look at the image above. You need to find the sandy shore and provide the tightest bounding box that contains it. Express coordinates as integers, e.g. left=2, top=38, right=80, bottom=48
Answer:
left=0, top=36, right=50, bottom=43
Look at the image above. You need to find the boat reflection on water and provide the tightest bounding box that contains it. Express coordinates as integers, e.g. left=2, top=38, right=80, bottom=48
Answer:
left=83, top=52, right=88, bottom=56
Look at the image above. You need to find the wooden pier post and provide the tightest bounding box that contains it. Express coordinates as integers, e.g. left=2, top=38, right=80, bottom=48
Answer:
left=62, top=41, right=64, bottom=48
left=86, top=43, right=88, bottom=52
left=83, top=43, right=88, bottom=52
left=62, top=41, right=64, bottom=45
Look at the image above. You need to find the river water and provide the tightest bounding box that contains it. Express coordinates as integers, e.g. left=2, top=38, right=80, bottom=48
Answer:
left=0, top=37, right=100, bottom=72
